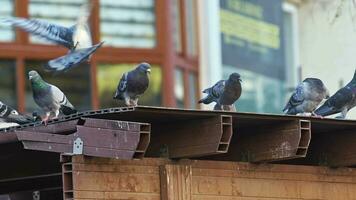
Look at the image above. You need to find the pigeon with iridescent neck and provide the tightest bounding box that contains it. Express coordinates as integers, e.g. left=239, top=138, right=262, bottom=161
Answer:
left=29, top=70, right=77, bottom=125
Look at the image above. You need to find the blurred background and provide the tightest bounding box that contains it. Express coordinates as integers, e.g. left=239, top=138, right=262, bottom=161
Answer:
left=0, top=0, right=355, bottom=117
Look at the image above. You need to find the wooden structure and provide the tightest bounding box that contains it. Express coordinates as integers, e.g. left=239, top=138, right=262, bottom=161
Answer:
left=0, top=106, right=356, bottom=199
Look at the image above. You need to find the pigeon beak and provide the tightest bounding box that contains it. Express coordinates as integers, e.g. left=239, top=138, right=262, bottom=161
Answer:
left=146, top=69, right=151, bottom=74
left=238, top=78, right=242, bottom=82
left=29, top=75, right=33, bottom=80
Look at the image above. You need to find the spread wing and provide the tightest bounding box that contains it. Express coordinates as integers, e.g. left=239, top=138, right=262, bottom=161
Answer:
left=46, top=42, right=103, bottom=72
left=3, top=17, right=74, bottom=49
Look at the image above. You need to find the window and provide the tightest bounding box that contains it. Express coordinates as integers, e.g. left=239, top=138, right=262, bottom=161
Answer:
left=188, top=73, right=198, bottom=109
left=100, top=0, right=156, bottom=48
left=24, top=61, right=91, bottom=113
left=184, top=0, right=198, bottom=56
left=29, top=0, right=87, bottom=44
left=0, top=0, right=15, bottom=41
left=171, top=0, right=182, bottom=52
left=174, top=68, right=185, bottom=108
left=0, top=60, right=17, bottom=108
left=97, top=63, right=162, bottom=108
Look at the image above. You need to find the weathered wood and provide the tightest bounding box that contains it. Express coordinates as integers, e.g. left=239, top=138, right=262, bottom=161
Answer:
left=66, top=157, right=356, bottom=200
left=160, top=165, right=192, bottom=200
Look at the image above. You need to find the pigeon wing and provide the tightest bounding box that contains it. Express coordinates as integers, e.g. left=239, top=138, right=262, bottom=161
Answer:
left=46, top=41, right=104, bottom=72
left=114, top=72, right=128, bottom=100
left=3, top=17, right=74, bottom=49
left=50, top=85, right=77, bottom=115
left=72, top=2, right=93, bottom=49
left=283, top=83, right=305, bottom=112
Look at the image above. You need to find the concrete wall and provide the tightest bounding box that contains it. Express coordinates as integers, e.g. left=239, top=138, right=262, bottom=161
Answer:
left=299, top=0, right=356, bottom=118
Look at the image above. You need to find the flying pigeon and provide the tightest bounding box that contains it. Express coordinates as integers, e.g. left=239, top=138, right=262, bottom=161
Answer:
left=315, top=71, right=356, bottom=119
left=198, top=73, right=242, bottom=111
left=113, top=63, right=151, bottom=106
left=283, top=78, right=329, bottom=116
left=0, top=101, right=33, bottom=127
left=2, top=2, right=103, bottom=72
left=28, top=70, right=77, bottom=124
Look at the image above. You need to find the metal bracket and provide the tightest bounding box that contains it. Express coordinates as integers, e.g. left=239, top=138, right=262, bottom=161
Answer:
left=32, top=190, right=40, bottom=200
left=73, top=138, right=83, bottom=155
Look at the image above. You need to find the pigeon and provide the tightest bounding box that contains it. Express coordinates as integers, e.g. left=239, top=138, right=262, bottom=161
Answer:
left=28, top=70, right=77, bottom=124
left=2, top=2, right=103, bottom=72
left=315, top=71, right=356, bottom=119
left=113, top=63, right=151, bottom=106
left=198, top=73, right=242, bottom=111
left=0, top=101, right=33, bottom=127
left=283, top=78, right=329, bottom=116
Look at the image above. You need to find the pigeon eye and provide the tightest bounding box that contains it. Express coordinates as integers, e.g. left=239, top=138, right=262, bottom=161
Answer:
left=11, top=110, right=18, bottom=115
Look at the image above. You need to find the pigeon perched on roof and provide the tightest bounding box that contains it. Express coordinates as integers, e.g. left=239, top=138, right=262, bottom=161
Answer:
left=314, top=71, right=356, bottom=119
left=2, top=2, right=103, bottom=72
left=28, top=70, right=77, bottom=125
left=283, top=78, right=329, bottom=116
left=113, top=63, right=151, bottom=106
left=0, top=101, right=33, bottom=127
left=198, top=73, right=242, bottom=111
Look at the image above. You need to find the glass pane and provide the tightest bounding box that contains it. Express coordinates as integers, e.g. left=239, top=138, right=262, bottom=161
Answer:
left=0, top=60, right=17, bottom=108
left=29, top=0, right=86, bottom=44
left=100, top=0, right=156, bottom=48
left=97, top=63, right=162, bottom=108
left=171, top=0, right=182, bottom=52
left=25, top=61, right=91, bottom=113
left=188, top=72, right=198, bottom=109
left=0, top=0, right=15, bottom=41
left=175, top=68, right=184, bottom=108
left=185, top=0, right=198, bottom=56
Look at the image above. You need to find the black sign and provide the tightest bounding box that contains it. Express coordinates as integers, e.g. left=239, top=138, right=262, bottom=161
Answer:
left=220, top=0, right=285, bottom=80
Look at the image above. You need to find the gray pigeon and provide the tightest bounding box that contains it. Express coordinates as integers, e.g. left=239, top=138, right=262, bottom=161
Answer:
left=198, top=73, right=242, bottom=111
left=315, top=71, right=356, bottom=119
left=0, top=101, right=33, bottom=126
left=28, top=70, right=77, bottom=124
left=283, top=78, right=329, bottom=116
left=2, top=2, right=103, bottom=72
left=113, top=63, right=151, bottom=106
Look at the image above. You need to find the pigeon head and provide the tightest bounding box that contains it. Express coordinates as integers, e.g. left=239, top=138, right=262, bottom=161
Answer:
left=228, top=73, right=242, bottom=83
left=136, top=62, right=151, bottom=74
left=28, top=70, right=42, bottom=81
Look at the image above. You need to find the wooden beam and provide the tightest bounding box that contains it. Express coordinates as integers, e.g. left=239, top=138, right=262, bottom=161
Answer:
left=160, top=165, right=192, bottom=200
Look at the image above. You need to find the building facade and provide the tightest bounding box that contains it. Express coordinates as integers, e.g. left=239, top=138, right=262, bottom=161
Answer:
left=0, top=0, right=199, bottom=113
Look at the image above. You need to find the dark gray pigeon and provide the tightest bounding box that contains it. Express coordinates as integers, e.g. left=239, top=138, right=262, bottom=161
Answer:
left=0, top=101, right=33, bottom=127
left=29, top=70, right=77, bottom=124
left=2, top=2, right=103, bottom=72
left=283, top=78, right=329, bottom=116
left=315, top=71, right=356, bottom=119
left=113, top=63, right=151, bottom=106
left=198, top=73, right=242, bottom=111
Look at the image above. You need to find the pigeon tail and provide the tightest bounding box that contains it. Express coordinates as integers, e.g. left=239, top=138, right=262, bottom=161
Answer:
left=60, top=105, right=77, bottom=115
left=198, top=95, right=214, bottom=104
left=314, top=104, right=338, bottom=117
